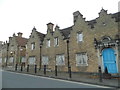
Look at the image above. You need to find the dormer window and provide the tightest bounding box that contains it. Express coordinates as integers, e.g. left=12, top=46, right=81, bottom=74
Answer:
left=31, top=42, right=35, bottom=50
left=77, top=32, right=83, bottom=42
left=47, top=39, right=50, bottom=48
left=54, top=37, right=59, bottom=46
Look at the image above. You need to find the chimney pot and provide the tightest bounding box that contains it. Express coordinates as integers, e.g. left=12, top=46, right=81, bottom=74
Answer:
left=17, top=32, right=23, bottom=37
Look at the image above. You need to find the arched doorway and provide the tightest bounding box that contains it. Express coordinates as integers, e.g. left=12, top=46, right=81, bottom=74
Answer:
left=102, top=48, right=118, bottom=74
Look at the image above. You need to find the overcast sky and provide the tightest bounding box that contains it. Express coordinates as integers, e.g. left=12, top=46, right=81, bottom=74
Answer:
left=0, top=0, right=119, bottom=42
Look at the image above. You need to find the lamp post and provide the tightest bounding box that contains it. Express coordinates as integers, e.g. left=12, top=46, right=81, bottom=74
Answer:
left=39, top=44, right=42, bottom=70
left=10, top=51, right=14, bottom=66
left=6, top=42, right=9, bottom=66
left=66, top=39, right=71, bottom=78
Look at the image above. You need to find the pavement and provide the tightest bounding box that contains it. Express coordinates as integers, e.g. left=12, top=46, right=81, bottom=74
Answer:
left=2, top=66, right=120, bottom=89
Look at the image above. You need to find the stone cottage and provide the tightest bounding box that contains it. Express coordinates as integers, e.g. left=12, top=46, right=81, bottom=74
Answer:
left=7, top=32, right=28, bottom=66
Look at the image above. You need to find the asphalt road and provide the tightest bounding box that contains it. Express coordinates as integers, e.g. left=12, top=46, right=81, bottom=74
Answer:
left=2, top=71, right=112, bottom=88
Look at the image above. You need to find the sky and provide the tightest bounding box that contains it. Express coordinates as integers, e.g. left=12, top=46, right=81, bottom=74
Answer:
left=0, top=0, right=120, bottom=42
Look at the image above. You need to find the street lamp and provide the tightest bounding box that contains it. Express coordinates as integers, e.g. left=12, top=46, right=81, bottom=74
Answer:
left=39, top=43, right=42, bottom=70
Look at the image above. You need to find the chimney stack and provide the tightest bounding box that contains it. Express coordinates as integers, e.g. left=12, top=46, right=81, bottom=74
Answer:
left=73, top=11, right=83, bottom=23
left=47, top=22, right=54, bottom=33
left=17, top=32, right=23, bottom=37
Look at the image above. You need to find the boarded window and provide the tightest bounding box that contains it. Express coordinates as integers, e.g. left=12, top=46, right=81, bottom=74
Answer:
left=42, top=56, right=49, bottom=65
left=76, top=53, right=88, bottom=66
left=9, top=57, right=14, bottom=63
left=21, top=57, right=26, bottom=62
left=28, top=57, right=36, bottom=65
left=56, top=54, right=65, bottom=66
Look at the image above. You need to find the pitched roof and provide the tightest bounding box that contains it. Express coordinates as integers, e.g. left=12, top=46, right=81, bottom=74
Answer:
left=111, top=12, right=120, bottom=22
left=87, top=12, right=120, bottom=28
left=36, top=31, right=45, bottom=41
left=60, top=26, right=72, bottom=39
left=16, top=36, right=28, bottom=47
left=87, top=19, right=97, bottom=29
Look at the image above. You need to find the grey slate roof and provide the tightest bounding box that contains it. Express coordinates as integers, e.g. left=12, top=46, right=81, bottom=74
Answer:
left=111, top=12, right=120, bottom=22
left=60, top=26, right=72, bottom=39
left=36, top=31, right=45, bottom=42
left=87, top=12, right=120, bottom=29
left=87, top=19, right=97, bottom=29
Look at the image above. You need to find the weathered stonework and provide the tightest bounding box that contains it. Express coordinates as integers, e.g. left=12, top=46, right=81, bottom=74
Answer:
left=26, top=27, right=45, bottom=68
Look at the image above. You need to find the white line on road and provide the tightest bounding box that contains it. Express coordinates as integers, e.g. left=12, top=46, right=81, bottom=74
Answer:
left=3, top=70, right=112, bottom=88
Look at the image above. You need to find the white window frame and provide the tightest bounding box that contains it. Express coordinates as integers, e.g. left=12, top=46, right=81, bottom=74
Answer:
left=54, top=37, right=59, bottom=46
left=31, top=43, right=35, bottom=50
left=4, top=57, right=7, bottom=63
left=42, top=56, right=49, bottom=65
left=77, top=32, right=83, bottom=42
left=47, top=39, right=50, bottom=48
left=76, top=53, right=88, bottom=66
left=56, top=54, right=65, bottom=66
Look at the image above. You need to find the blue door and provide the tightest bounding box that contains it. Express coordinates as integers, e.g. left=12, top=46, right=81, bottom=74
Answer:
left=102, top=48, right=118, bottom=74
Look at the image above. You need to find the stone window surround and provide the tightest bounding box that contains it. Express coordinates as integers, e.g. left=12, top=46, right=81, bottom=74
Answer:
left=54, top=37, right=59, bottom=47
left=76, top=52, right=88, bottom=66
left=46, top=39, right=50, bottom=48
left=56, top=54, right=65, bottom=66
left=77, top=31, right=83, bottom=43
left=31, top=42, right=35, bottom=50
left=42, top=56, right=49, bottom=65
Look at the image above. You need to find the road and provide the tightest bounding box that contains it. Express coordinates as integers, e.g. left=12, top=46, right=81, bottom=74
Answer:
left=2, top=71, right=112, bottom=88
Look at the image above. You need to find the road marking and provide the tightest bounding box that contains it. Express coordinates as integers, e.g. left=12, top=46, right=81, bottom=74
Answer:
left=3, top=70, right=112, bottom=88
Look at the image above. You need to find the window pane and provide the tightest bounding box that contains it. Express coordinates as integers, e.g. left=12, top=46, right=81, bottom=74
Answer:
left=47, top=39, right=50, bottom=47
left=31, top=43, right=35, bottom=50
left=77, top=33, right=83, bottom=42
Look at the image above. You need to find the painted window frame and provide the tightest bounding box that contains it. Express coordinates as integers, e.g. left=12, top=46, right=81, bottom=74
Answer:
left=54, top=37, right=59, bottom=46
left=47, top=39, right=50, bottom=48
left=77, top=32, right=83, bottom=42
left=31, top=42, right=35, bottom=50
